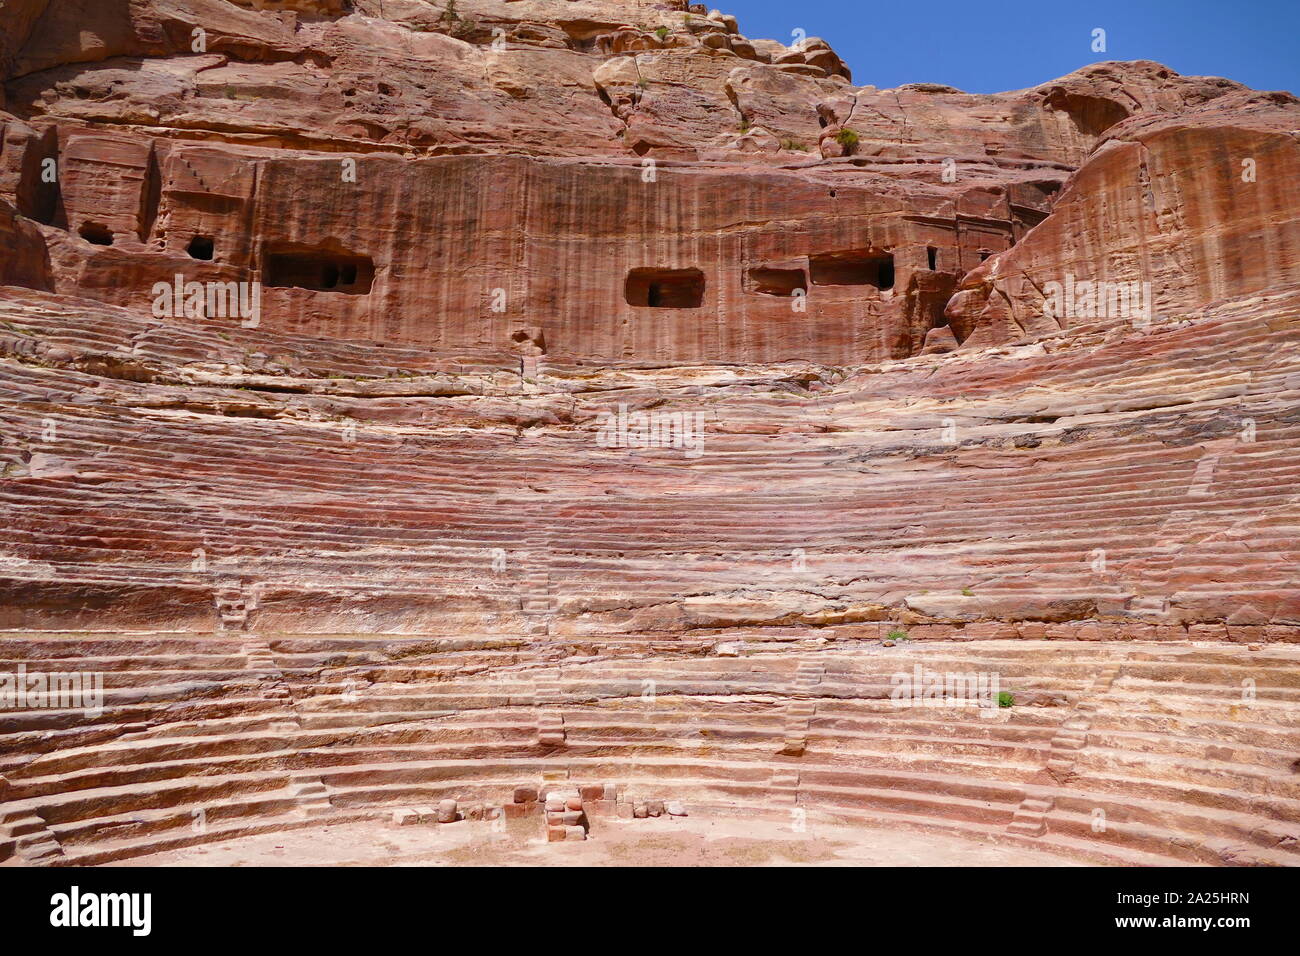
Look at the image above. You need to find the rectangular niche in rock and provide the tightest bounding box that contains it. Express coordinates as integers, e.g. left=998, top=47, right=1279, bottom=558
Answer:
left=262, top=245, right=375, bottom=294
left=625, top=267, right=706, bottom=308
left=745, top=265, right=808, bottom=297
left=809, top=250, right=894, bottom=290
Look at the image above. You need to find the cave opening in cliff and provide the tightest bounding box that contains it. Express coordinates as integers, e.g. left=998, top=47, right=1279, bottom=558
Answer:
left=18, top=130, right=62, bottom=227
left=263, top=248, right=375, bottom=294
left=927, top=247, right=938, bottom=270
left=1044, top=89, right=1131, bottom=137
left=625, top=268, right=705, bottom=308
left=78, top=221, right=114, bottom=246
left=810, top=251, right=894, bottom=290
left=746, top=266, right=808, bottom=297
left=187, top=236, right=214, bottom=261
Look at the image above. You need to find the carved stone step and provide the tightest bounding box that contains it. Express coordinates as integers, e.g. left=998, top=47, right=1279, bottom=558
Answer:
left=1008, top=818, right=1047, bottom=837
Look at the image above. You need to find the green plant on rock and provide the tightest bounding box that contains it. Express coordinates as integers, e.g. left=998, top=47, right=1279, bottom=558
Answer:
left=887, top=628, right=909, bottom=642
left=439, top=0, right=477, bottom=40
left=655, top=26, right=670, bottom=41
left=997, top=691, right=1015, bottom=708
left=835, top=126, right=860, bottom=152
left=961, top=587, right=974, bottom=596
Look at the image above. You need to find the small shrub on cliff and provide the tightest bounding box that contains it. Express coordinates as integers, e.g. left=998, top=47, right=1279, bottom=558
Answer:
left=836, top=127, right=860, bottom=152
left=887, top=628, right=909, bottom=642
left=780, top=138, right=809, bottom=152
left=997, top=691, right=1015, bottom=708
left=439, top=0, right=477, bottom=40
left=655, top=26, right=670, bottom=41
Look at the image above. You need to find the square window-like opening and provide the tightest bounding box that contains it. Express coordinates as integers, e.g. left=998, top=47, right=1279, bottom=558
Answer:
left=187, top=236, right=215, bottom=260
left=263, top=248, right=375, bottom=294
left=927, top=246, right=938, bottom=270
left=625, top=268, right=705, bottom=308
left=79, top=221, right=114, bottom=246
left=746, top=266, right=807, bottom=297
left=809, top=250, right=894, bottom=290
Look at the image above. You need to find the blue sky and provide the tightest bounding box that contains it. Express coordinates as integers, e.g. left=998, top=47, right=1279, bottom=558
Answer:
left=726, top=0, right=1299, bottom=94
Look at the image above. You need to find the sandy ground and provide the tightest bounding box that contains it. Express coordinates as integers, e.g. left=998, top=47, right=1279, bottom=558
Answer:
left=110, top=813, right=1089, bottom=867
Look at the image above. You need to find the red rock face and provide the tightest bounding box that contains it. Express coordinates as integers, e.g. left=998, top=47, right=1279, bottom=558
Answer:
left=0, top=0, right=1295, bottom=634
left=0, top=2, right=1261, bottom=365
left=0, top=196, right=48, bottom=289
left=1, top=0, right=1299, bottom=873
left=948, top=92, right=1300, bottom=346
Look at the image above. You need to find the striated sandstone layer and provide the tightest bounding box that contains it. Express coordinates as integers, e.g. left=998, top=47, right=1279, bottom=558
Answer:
left=0, top=0, right=1298, bottom=867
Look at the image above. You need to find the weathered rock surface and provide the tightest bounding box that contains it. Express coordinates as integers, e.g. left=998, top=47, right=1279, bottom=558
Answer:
left=0, top=0, right=1298, bottom=869
left=0, top=2, right=1276, bottom=365
left=0, top=0, right=1294, bottom=628
left=948, top=91, right=1300, bottom=347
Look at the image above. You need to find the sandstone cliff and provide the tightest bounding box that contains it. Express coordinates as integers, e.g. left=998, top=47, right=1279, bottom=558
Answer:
left=0, top=0, right=1277, bottom=365
left=0, top=0, right=1297, bottom=637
